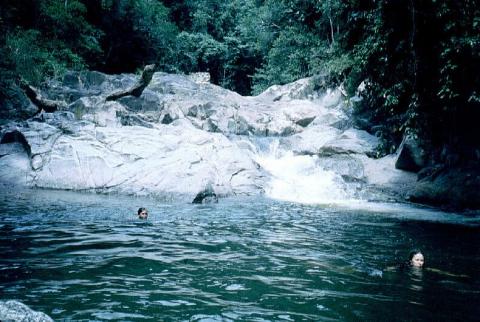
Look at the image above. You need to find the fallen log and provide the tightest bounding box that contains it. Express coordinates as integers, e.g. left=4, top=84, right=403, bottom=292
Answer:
left=19, top=79, right=66, bottom=116
left=105, top=64, right=156, bottom=101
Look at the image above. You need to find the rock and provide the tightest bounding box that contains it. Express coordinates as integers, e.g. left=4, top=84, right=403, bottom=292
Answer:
left=0, top=82, right=37, bottom=121
left=16, top=123, right=265, bottom=199
left=117, top=90, right=162, bottom=112
left=395, top=135, right=427, bottom=172
left=316, top=154, right=366, bottom=182
left=315, top=129, right=379, bottom=157
left=0, top=70, right=420, bottom=206
left=31, top=154, right=43, bottom=170
left=1, top=130, right=31, bottom=156
left=118, top=113, right=154, bottom=128
left=409, top=166, right=480, bottom=209
left=0, top=142, right=31, bottom=186
left=188, top=72, right=211, bottom=84
left=256, top=77, right=324, bottom=101
left=0, top=300, right=53, bottom=322
left=295, top=115, right=316, bottom=127
left=287, top=125, right=341, bottom=155
left=192, top=183, right=218, bottom=203
left=63, top=71, right=82, bottom=89
left=159, top=104, right=183, bottom=124
left=363, top=154, right=418, bottom=200
left=83, top=71, right=108, bottom=88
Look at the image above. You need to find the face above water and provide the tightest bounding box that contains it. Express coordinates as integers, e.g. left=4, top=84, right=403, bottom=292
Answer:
left=411, top=253, right=425, bottom=267
left=138, top=210, right=148, bottom=219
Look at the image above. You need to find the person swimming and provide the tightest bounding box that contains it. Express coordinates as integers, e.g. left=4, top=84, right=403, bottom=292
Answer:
left=137, top=207, right=148, bottom=219
left=386, top=249, right=468, bottom=278
left=385, top=249, right=425, bottom=271
left=408, top=249, right=425, bottom=268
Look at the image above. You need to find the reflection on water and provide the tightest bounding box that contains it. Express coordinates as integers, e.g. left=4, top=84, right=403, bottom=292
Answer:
left=0, top=188, right=479, bottom=321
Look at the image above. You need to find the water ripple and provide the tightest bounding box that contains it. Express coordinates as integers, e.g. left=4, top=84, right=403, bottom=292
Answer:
left=0, top=189, right=479, bottom=321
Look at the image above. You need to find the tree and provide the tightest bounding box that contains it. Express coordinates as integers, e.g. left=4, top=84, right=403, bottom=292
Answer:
left=2, top=0, right=102, bottom=84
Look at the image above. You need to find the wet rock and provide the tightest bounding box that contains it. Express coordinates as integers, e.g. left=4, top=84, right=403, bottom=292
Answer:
left=409, top=166, right=480, bottom=209
left=192, top=183, right=218, bottom=204
left=83, top=71, right=108, bottom=88
left=315, top=129, right=379, bottom=157
left=395, top=135, right=427, bottom=172
left=0, top=71, right=415, bottom=205
left=63, top=71, right=82, bottom=89
left=0, top=300, right=53, bottom=322
left=0, top=82, right=37, bottom=121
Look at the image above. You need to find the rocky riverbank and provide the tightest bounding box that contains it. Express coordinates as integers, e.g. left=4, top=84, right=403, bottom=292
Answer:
left=0, top=70, right=475, bottom=209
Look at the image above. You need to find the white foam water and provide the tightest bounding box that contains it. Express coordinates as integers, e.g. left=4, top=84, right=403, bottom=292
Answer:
left=254, top=139, right=354, bottom=204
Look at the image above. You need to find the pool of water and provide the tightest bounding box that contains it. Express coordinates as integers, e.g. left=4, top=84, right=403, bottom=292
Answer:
left=1, top=189, right=479, bottom=321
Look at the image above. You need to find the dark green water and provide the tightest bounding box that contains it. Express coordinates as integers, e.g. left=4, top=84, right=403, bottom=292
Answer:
left=1, top=189, right=479, bottom=321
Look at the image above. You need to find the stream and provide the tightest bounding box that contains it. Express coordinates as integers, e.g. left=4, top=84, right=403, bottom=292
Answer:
left=1, top=188, right=479, bottom=321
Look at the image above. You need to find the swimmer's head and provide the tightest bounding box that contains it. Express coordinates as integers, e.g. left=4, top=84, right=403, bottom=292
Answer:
left=138, top=207, right=148, bottom=219
left=409, top=249, right=424, bottom=268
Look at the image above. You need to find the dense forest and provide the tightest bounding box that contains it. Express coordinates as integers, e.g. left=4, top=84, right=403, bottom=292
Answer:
left=1, top=0, right=479, bottom=163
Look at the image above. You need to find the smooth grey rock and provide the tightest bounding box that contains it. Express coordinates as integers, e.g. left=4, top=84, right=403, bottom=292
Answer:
left=83, top=70, right=108, bottom=88
left=118, top=90, right=162, bottom=112
left=0, top=300, right=53, bottom=322
left=0, top=71, right=417, bottom=204
left=188, top=72, right=211, bottom=84
left=31, top=154, right=43, bottom=170
left=257, top=77, right=317, bottom=101
left=20, top=124, right=265, bottom=199
left=63, top=71, right=82, bottom=89
left=0, top=142, right=31, bottom=186
left=318, top=129, right=379, bottom=156
left=362, top=154, right=418, bottom=200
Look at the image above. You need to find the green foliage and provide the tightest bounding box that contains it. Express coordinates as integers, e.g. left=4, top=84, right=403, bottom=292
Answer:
left=5, top=29, right=84, bottom=85
left=96, top=0, right=177, bottom=71
left=39, top=0, right=102, bottom=60
left=175, top=32, right=227, bottom=74
left=1, top=0, right=100, bottom=85
left=252, top=27, right=323, bottom=94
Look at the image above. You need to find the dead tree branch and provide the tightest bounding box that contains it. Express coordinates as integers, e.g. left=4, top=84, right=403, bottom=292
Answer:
left=19, top=79, right=66, bottom=117
left=105, top=64, right=156, bottom=101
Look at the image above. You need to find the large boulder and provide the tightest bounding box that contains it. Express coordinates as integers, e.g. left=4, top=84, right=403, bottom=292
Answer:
left=0, top=82, right=37, bottom=121
left=192, top=183, right=219, bottom=203
left=363, top=154, right=418, bottom=200
left=0, top=117, right=266, bottom=199
left=0, top=300, right=53, bottom=322
left=0, top=70, right=422, bottom=206
left=317, top=128, right=379, bottom=157
left=409, top=166, right=480, bottom=209
left=395, top=135, right=427, bottom=172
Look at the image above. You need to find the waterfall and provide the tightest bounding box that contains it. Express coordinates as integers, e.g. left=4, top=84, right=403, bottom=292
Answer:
left=251, top=138, right=357, bottom=204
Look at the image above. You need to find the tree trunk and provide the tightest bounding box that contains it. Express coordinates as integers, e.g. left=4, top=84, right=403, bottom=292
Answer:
left=105, top=64, right=156, bottom=101
left=19, top=80, right=66, bottom=117
left=329, top=16, right=335, bottom=47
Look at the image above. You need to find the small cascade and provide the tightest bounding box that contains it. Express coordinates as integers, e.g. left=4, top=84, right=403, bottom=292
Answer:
left=251, top=138, right=358, bottom=204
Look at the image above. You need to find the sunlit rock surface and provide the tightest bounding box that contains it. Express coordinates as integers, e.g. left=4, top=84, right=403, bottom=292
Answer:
left=0, top=300, right=53, bottom=322
left=0, top=71, right=415, bottom=202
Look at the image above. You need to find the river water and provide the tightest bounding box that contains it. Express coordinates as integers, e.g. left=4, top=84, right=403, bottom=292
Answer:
left=0, top=188, right=479, bottom=321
